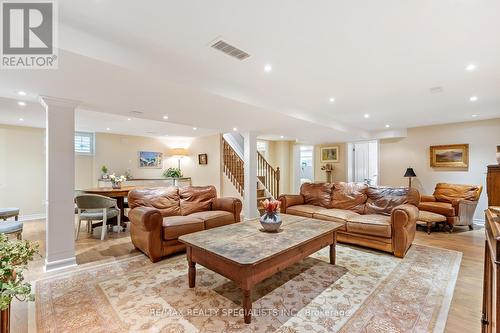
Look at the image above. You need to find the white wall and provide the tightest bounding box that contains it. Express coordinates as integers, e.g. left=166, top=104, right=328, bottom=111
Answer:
left=0, top=125, right=45, bottom=217
left=379, top=118, right=500, bottom=221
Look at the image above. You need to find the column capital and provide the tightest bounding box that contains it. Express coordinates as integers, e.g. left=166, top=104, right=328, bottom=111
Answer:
left=39, top=95, right=80, bottom=109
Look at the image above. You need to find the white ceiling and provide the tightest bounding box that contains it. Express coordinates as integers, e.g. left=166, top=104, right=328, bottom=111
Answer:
left=0, top=0, right=499, bottom=143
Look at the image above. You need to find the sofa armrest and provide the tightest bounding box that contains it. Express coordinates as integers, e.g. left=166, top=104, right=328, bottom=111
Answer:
left=420, top=195, right=436, bottom=202
left=213, top=197, right=243, bottom=222
left=391, top=204, right=419, bottom=258
left=128, top=207, right=164, bottom=262
left=278, top=194, right=305, bottom=213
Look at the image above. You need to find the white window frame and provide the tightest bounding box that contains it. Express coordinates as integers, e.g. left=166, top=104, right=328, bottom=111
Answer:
left=74, top=132, right=94, bottom=155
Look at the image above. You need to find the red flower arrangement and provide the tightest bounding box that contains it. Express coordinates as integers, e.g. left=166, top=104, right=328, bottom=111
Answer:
left=261, top=199, right=280, bottom=215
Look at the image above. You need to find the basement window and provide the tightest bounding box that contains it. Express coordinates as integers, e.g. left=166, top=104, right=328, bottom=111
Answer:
left=75, top=132, right=94, bottom=155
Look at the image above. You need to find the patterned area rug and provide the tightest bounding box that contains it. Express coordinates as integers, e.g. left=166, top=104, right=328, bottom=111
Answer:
left=33, top=244, right=461, bottom=333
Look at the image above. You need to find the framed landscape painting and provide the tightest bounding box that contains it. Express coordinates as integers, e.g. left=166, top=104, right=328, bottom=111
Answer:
left=321, top=146, right=339, bottom=163
left=138, top=151, right=163, bottom=168
left=430, top=144, right=469, bottom=168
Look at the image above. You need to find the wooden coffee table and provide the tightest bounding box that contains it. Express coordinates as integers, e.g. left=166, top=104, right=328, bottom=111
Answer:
left=179, top=214, right=343, bottom=324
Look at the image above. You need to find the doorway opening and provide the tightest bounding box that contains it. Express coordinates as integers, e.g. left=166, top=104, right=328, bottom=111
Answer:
left=347, top=140, right=379, bottom=186
left=299, top=145, right=314, bottom=184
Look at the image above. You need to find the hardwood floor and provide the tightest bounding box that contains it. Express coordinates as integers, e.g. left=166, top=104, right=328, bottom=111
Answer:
left=12, top=219, right=484, bottom=332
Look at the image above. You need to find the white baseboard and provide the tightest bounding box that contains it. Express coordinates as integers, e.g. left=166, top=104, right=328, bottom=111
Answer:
left=44, top=257, right=77, bottom=272
left=19, top=213, right=46, bottom=221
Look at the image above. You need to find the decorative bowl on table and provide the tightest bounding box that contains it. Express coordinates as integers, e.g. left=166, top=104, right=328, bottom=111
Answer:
left=109, top=174, right=126, bottom=189
left=259, top=199, right=282, bottom=232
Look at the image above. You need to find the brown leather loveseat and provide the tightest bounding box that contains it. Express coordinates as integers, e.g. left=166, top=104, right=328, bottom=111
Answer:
left=279, top=182, right=420, bottom=258
left=128, top=185, right=242, bottom=262
left=419, top=182, right=483, bottom=230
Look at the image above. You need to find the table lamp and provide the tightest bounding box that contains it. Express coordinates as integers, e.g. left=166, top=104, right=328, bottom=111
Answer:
left=404, top=167, right=417, bottom=187
left=170, top=148, right=188, bottom=172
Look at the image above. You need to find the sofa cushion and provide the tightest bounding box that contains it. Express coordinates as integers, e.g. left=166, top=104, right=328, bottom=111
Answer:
left=419, top=201, right=455, bottom=217
left=179, top=186, right=217, bottom=216
left=364, top=187, right=420, bottom=216
left=346, top=214, right=392, bottom=238
left=330, top=182, right=367, bottom=213
left=286, top=204, right=325, bottom=218
left=433, top=183, right=482, bottom=203
left=128, top=187, right=180, bottom=217
left=313, top=209, right=360, bottom=231
left=162, top=216, right=204, bottom=240
left=300, top=183, right=333, bottom=208
left=188, top=210, right=235, bottom=229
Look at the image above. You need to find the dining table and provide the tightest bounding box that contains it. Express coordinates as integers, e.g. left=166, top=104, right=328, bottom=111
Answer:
left=80, top=186, right=139, bottom=224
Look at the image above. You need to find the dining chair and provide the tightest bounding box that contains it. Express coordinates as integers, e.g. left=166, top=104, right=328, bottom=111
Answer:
left=75, top=194, right=121, bottom=240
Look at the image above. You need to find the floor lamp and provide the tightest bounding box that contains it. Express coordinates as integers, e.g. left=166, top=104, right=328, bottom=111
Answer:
left=404, top=167, right=417, bottom=187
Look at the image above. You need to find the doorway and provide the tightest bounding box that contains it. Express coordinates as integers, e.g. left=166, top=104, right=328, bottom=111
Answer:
left=348, top=140, right=379, bottom=186
left=299, top=145, right=314, bottom=183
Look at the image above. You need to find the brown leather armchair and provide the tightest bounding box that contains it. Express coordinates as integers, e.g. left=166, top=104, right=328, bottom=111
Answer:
left=279, top=182, right=420, bottom=258
left=128, top=185, right=242, bottom=262
left=419, top=183, right=483, bottom=230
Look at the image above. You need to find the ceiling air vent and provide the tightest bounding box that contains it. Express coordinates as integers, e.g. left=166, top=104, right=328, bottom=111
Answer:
left=429, top=86, right=444, bottom=94
left=210, top=39, right=250, bottom=60
left=130, top=110, right=144, bottom=115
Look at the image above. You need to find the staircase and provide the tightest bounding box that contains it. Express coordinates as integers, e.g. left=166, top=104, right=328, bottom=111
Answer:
left=222, top=137, right=280, bottom=212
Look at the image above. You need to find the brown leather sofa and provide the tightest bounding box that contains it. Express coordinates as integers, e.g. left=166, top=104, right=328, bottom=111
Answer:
left=128, top=185, right=242, bottom=262
left=419, top=183, right=483, bottom=230
left=279, top=182, right=420, bottom=258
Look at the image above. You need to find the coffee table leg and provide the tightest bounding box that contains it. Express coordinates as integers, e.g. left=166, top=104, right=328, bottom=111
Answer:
left=188, top=260, right=196, bottom=288
left=330, top=232, right=337, bottom=265
left=243, top=289, right=252, bottom=324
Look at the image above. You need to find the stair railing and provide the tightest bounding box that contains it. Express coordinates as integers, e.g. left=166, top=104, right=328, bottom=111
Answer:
left=222, top=138, right=244, bottom=196
left=257, top=152, right=280, bottom=199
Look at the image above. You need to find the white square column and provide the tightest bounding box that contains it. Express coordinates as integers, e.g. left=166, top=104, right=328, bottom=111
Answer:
left=40, top=96, right=79, bottom=272
left=243, top=131, right=258, bottom=220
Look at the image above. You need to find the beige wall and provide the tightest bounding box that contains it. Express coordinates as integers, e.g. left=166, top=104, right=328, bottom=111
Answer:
left=0, top=125, right=46, bottom=216
left=314, top=143, right=347, bottom=183
left=0, top=125, right=226, bottom=217
left=379, top=118, right=500, bottom=221
left=266, top=140, right=294, bottom=195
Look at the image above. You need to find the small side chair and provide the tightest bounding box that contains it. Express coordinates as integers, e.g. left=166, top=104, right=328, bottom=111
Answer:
left=75, top=194, right=121, bottom=240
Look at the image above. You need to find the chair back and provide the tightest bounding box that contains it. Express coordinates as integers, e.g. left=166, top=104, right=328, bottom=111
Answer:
left=433, top=183, right=483, bottom=203
left=75, top=194, right=117, bottom=210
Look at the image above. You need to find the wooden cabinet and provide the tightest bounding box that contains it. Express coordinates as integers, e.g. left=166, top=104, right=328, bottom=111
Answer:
left=483, top=209, right=500, bottom=333
left=483, top=165, right=500, bottom=332
left=487, top=165, right=500, bottom=206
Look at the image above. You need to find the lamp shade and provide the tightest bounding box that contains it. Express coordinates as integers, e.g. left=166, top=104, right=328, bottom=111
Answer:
left=170, top=148, right=188, bottom=157
left=404, top=167, right=417, bottom=178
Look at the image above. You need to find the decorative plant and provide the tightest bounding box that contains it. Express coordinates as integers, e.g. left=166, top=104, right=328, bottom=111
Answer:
left=101, top=165, right=108, bottom=174
left=261, top=199, right=281, bottom=216
left=109, top=173, right=126, bottom=184
left=0, top=234, right=39, bottom=311
left=162, top=167, right=183, bottom=178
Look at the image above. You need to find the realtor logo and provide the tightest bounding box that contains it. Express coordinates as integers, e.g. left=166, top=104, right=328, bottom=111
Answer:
left=1, top=0, right=58, bottom=69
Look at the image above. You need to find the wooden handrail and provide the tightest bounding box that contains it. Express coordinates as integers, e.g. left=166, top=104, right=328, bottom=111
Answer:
left=222, top=138, right=281, bottom=199
left=222, top=138, right=244, bottom=196
left=257, top=151, right=280, bottom=199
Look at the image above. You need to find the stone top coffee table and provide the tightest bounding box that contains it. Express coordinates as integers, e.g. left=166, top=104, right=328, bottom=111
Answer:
left=179, top=214, right=343, bottom=324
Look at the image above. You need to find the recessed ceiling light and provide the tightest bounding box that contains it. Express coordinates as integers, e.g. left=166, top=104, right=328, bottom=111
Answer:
left=471, top=114, right=478, bottom=118
left=364, top=114, right=370, bottom=119
left=127, top=118, right=131, bottom=121
left=465, top=64, right=477, bottom=72
left=106, top=127, right=110, bottom=131
left=232, top=127, right=237, bottom=132
left=264, top=64, right=272, bottom=72
left=17, top=101, right=26, bottom=106
left=193, top=127, right=197, bottom=130
left=385, top=124, right=390, bottom=128
left=18, top=118, right=24, bottom=121
left=329, top=97, right=335, bottom=103
left=163, top=115, right=169, bottom=120
left=17, top=91, right=27, bottom=96
left=280, top=135, right=284, bottom=139
left=469, top=96, right=478, bottom=102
